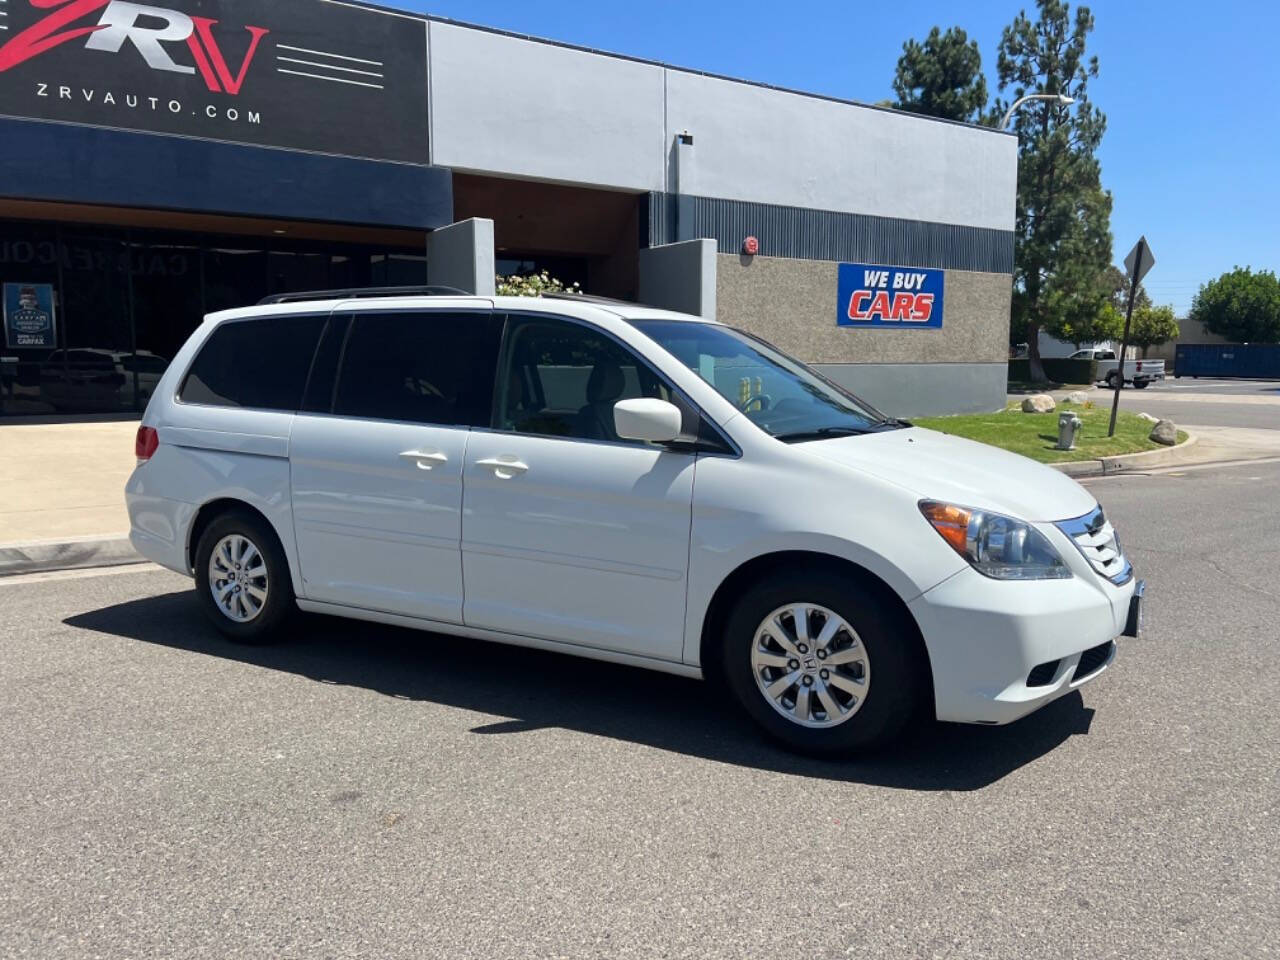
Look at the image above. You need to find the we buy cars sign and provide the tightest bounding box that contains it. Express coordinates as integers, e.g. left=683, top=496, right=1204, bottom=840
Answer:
left=836, top=262, right=944, bottom=329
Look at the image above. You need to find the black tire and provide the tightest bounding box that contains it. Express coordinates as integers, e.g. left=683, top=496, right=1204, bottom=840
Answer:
left=1106, top=371, right=1123, bottom=390
left=193, top=509, right=294, bottom=644
left=1133, top=380, right=1149, bottom=389
left=719, top=568, right=924, bottom=757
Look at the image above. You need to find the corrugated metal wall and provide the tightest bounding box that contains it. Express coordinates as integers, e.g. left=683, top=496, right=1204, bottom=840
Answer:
left=646, top=192, right=1014, bottom=274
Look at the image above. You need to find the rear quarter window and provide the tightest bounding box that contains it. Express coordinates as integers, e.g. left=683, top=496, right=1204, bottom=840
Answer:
left=180, top=314, right=326, bottom=411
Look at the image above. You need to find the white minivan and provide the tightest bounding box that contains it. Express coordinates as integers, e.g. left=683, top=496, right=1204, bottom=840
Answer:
left=127, top=291, right=1142, bottom=756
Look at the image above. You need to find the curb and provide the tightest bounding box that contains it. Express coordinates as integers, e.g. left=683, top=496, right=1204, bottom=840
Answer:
left=1051, top=431, right=1199, bottom=478
left=0, top=534, right=144, bottom=578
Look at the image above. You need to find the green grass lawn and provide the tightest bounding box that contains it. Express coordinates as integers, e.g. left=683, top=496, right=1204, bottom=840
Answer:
left=913, top=401, right=1189, bottom=464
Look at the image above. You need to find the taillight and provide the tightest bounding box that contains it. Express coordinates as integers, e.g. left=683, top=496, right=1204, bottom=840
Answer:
left=135, top=425, right=159, bottom=462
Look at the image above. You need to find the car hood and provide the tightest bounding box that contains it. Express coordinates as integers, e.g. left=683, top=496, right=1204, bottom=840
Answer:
left=799, top=427, right=1097, bottom=523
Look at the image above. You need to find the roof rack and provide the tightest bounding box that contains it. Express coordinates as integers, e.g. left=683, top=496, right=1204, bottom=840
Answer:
left=537, top=291, right=636, bottom=307
left=257, top=285, right=471, bottom=306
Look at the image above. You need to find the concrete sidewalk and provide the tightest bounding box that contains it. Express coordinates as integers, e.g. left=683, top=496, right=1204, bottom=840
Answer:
left=2, top=417, right=1279, bottom=576
left=1166, top=424, right=1280, bottom=465
left=1, top=420, right=137, bottom=543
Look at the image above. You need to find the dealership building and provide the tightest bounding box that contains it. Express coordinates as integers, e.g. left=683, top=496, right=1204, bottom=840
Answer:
left=0, top=0, right=1017, bottom=418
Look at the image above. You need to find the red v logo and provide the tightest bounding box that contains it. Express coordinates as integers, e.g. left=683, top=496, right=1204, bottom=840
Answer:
left=186, top=17, right=269, bottom=95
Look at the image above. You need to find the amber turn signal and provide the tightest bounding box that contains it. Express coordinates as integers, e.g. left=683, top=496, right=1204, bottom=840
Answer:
left=919, top=500, right=971, bottom=556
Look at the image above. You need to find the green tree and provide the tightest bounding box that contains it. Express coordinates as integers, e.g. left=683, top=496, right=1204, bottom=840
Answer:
left=1101, top=264, right=1151, bottom=313
left=1129, top=304, right=1180, bottom=356
left=1188, top=267, right=1280, bottom=343
left=892, top=27, right=988, bottom=123
left=1058, top=300, right=1124, bottom=348
left=996, top=1, right=1113, bottom=381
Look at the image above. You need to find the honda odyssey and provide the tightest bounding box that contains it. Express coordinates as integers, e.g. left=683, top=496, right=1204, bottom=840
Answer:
left=126, top=291, right=1142, bottom=755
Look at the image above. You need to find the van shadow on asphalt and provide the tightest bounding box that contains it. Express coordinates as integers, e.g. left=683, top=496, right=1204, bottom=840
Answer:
left=65, top=591, right=1094, bottom=792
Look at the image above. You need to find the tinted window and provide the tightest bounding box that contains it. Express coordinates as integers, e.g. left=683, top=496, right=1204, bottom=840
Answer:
left=495, top=317, right=693, bottom=445
left=181, top=315, right=325, bottom=410
left=332, top=311, right=503, bottom=426
left=299, top=314, right=350, bottom=414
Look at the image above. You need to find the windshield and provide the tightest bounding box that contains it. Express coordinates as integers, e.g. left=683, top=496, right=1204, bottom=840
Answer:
left=629, top=320, right=904, bottom=441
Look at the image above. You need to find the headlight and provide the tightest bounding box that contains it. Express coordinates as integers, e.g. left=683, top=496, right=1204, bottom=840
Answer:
left=919, top=501, right=1072, bottom=580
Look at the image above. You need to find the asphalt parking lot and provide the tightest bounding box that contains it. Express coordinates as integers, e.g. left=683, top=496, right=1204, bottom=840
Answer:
left=2, top=460, right=1278, bottom=959
left=1116, top=377, right=1280, bottom=429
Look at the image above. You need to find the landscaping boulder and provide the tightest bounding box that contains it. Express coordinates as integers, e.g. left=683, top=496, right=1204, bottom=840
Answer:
left=1066, top=391, right=1089, bottom=405
left=1138, top=412, right=1160, bottom=423
left=1021, top=394, right=1057, bottom=413
left=1149, top=419, right=1178, bottom=445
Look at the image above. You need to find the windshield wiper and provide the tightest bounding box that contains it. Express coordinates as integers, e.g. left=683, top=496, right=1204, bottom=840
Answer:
left=774, top=426, right=875, bottom=443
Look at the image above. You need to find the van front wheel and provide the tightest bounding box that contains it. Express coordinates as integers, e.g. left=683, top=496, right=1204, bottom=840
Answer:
left=194, top=510, right=294, bottom=643
left=720, top=570, right=922, bottom=757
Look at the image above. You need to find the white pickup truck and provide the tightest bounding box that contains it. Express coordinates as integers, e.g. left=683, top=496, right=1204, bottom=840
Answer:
left=1069, top=349, right=1166, bottom=389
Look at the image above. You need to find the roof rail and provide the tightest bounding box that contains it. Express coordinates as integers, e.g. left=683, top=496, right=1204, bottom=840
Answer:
left=537, top=291, right=636, bottom=307
left=256, top=285, right=471, bottom=306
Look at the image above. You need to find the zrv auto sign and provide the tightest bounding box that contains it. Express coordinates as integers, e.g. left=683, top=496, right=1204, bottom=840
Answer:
left=836, top=262, right=945, bottom=329
left=0, top=0, right=429, bottom=163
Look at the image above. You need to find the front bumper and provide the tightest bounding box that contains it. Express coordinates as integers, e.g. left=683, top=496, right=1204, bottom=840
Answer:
left=909, top=564, right=1137, bottom=725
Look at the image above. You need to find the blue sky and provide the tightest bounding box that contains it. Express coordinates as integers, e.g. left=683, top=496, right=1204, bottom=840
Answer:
left=393, top=0, right=1277, bottom=315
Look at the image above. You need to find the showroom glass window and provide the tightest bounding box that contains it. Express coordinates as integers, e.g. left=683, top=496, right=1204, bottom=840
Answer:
left=0, top=218, right=430, bottom=417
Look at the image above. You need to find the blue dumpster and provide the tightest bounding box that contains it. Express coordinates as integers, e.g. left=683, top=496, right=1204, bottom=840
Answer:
left=1175, top=343, right=1280, bottom=379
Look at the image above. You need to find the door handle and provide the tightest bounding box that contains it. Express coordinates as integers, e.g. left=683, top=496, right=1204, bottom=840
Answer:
left=400, top=449, right=448, bottom=470
left=476, top=456, right=529, bottom=479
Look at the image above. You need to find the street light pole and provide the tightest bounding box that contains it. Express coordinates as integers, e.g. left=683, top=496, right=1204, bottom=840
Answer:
left=1001, top=93, right=1075, bottom=129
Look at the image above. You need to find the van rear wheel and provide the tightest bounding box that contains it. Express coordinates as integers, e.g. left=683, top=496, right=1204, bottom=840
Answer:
left=194, top=510, right=293, bottom=643
left=719, top=570, right=922, bottom=757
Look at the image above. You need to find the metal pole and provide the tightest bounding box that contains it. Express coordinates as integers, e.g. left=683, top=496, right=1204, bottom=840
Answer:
left=1001, top=93, right=1074, bottom=129
left=1108, top=238, right=1144, bottom=437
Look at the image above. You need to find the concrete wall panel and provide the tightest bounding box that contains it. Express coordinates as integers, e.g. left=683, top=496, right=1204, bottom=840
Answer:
left=665, top=72, right=1017, bottom=232
left=814, top=363, right=1008, bottom=418
left=427, top=217, right=496, bottom=295
left=428, top=23, right=1016, bottom=234
left=638, top=240, right=718, bottom=318
left=429, top=23, right=666, bottom=191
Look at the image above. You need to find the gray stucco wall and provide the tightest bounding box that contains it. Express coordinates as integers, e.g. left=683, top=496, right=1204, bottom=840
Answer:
left=715, top=253, right=1010, bottom=365
left=715, top=253, right=1010, bottom=416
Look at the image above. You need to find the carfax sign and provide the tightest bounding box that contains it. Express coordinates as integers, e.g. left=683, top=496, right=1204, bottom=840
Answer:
left=836, top=262, right=945, bottom=329
left=3, top=283, right=57, bottom=349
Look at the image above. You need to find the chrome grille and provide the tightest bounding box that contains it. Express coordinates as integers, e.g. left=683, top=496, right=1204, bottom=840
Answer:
left=1055, top=506, right=1133, bottom=585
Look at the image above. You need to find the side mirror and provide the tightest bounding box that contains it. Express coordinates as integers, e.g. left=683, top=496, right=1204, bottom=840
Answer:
left=614, top=398, right=682, bottom=443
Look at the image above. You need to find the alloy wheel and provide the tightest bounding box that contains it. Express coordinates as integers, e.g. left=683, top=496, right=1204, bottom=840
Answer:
left=750, top=602, right=870, bottom=729
left=207, top=533, right=269, bottom=623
